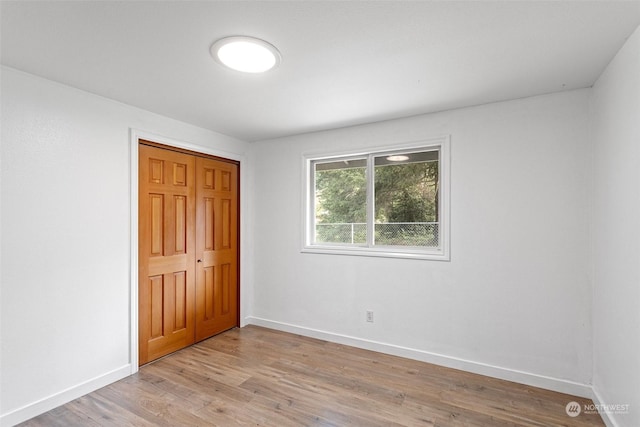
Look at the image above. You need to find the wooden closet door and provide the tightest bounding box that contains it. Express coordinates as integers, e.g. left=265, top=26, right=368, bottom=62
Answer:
left=195, top=156, right=239, bottom=341
left=138, top=144, right=196, bottom=365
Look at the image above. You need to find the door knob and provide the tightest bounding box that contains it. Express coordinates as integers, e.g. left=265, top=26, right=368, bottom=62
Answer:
left=197, top=259, right=202, bottom=263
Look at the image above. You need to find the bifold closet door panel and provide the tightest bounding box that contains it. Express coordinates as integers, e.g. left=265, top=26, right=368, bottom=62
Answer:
left=138, top=144, right=196, bottom=365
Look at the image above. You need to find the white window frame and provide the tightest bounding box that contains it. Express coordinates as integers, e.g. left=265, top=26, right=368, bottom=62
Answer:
left=302, top=136, right=450, bottom=261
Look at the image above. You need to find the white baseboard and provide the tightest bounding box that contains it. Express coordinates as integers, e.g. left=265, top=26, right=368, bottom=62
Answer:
left=246, top=316, right=593, bottom=399
left=0, top=364, right=131, bottom=427
left=591, top=387, right=620, bottom=427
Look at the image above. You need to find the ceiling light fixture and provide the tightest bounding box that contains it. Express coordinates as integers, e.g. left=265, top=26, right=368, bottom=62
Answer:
left=386, top=155, right=410, bottom=162
left=210, top=36, right=281, bottom=73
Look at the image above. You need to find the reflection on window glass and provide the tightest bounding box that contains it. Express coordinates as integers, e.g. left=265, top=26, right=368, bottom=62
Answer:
left=374, top=151, right=439, bottom=247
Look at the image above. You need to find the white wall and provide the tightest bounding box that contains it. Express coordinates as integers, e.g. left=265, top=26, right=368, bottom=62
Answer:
left=0, top=67, right=250, bottom=426
left=591, top=26, right=640, bottom=427
left=249, top=89, right=593, bottom=395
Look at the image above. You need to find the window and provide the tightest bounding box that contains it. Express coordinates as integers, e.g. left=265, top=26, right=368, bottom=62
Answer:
left=303, top=137, right=450, bottom=260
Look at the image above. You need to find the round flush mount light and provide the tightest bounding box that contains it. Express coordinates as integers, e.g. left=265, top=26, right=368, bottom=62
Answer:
left=210, top=36, right=281, bottom=73
left=386, top=155, right=410, bottom=162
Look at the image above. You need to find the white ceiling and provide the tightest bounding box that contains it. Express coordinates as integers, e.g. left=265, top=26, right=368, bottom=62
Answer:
left=2, top=1, right=639, bottom=142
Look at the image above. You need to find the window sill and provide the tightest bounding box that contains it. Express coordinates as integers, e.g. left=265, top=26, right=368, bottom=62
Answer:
left=301, top=245, right=450, bottom=261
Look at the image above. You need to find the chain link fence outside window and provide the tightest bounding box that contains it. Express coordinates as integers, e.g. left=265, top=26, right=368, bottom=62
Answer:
left=316, top=222, right=439, bottom=247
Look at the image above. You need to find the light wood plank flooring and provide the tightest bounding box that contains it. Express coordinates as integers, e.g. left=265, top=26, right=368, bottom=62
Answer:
left=19, top=326, right=603, bottom=426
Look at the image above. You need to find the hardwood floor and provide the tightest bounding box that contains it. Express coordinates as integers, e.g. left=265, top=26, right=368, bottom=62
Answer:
left=19, top=326, right=604, bottom=426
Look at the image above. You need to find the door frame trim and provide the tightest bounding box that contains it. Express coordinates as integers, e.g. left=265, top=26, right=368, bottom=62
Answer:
left=129, top=128, right=245, bottom=373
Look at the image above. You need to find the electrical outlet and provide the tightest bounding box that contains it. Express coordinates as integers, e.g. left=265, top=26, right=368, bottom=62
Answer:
left=366, top=310, right=374, bottom=323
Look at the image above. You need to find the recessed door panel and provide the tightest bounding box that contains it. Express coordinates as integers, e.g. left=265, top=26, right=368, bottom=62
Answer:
left=149, top=194, right=164, bottom=256
left=221, top=199, right=231, bottom=249
left=204, top=198, right=215, bottom=251
left=173, top=271, right=187, bottom=331
left=173, top=163, right=187, bottom=186
left=149, top=275, right=164, bottom=339
left=174, top=196, right=186, bottom=254
left=204, top=266, right=214, bottom=320
left=221, top=263, right=231, bottom=315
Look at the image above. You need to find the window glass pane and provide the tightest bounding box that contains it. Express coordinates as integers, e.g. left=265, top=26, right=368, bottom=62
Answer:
left=374, top=150, right=439, bottom=247
left=314, top=159, right=367, bottom=244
